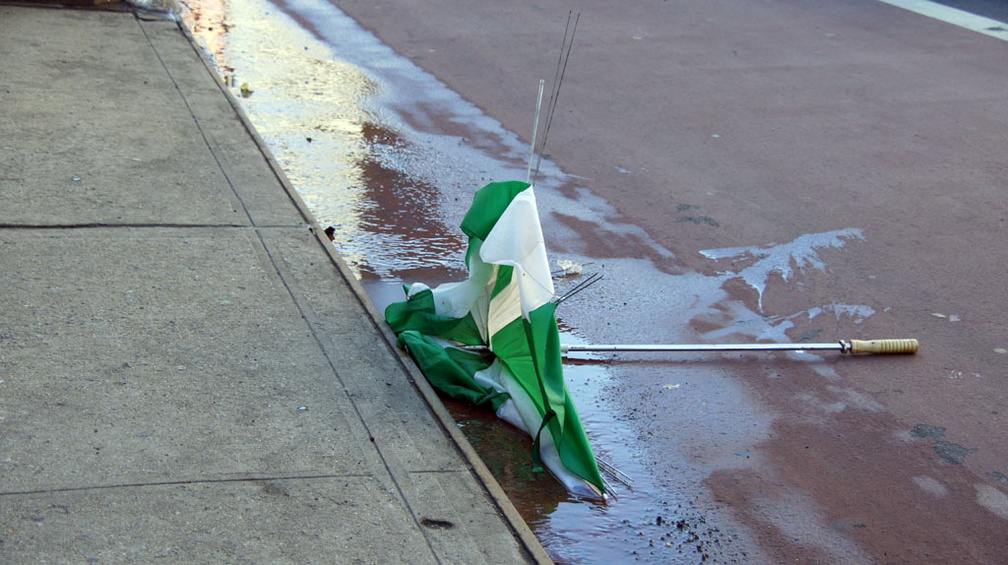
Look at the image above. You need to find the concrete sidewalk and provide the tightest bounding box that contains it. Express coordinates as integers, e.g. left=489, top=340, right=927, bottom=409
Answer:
left=0, top=4, right=548, bottom=563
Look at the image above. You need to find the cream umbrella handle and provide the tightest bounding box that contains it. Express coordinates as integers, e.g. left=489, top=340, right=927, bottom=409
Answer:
left=844, top=339, right=919, bottom=355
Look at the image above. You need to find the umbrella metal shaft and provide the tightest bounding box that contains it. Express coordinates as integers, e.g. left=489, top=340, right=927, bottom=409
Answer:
left=562, top=343, right=844, bottom=353
left=561, top=339, right=918, bottom=355
left=463, top=339, right=916, bottom=356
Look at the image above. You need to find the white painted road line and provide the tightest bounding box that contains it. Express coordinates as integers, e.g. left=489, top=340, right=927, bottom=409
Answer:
left=877, top=0, right=1008, bottom=41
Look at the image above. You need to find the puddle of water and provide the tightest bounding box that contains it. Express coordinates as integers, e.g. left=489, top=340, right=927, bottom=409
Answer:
left=181, top=1, right=879, bottom=562
left=180, top=0, right=480, bottom=279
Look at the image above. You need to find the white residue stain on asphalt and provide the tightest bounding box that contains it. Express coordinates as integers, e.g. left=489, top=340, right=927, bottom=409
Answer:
left=700, top=228, right=865, bottom=310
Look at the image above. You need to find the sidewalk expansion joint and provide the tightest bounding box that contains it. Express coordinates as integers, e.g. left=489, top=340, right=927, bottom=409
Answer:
left=0, top=473, right=374, bottom=498
left=0, top=223, right=306, bottom=230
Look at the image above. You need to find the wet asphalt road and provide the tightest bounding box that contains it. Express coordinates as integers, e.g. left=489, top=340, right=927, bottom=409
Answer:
left=329, top=0, right=1008, bottom=562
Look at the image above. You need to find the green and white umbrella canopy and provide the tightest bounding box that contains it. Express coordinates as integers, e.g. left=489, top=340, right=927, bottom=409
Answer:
left=385, top=180, right=606, bottom=499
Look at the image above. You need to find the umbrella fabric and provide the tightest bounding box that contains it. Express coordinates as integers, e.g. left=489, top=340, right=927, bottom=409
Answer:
left=385, top=180, right=605, bottom=498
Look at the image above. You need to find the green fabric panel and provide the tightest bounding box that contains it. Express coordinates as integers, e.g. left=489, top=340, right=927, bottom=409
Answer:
left=525, top=303, right=567, bottom=428
left=385, top=287, right=483, bottom=345
left=526, top=303, right=605, bottom=492
left=530, top=409, right=556, bottom=473
left=491, top=316, right=546, bottom=409
left=445, top=346, right=494, bottom=380
left=491, top=305, right=605, bottom=494
left=460, top=181, right=531, bottom=241
left=396, top=330, right=505, bottom=411
left=556, top=393, right=603, bottom=488
left=464, top=235, right=484, bottom=271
